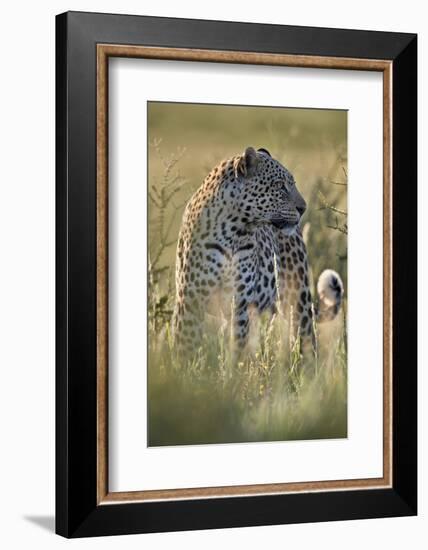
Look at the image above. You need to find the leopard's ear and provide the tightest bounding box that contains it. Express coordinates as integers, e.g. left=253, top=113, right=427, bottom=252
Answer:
left=234, top=147, right=259, bottom=179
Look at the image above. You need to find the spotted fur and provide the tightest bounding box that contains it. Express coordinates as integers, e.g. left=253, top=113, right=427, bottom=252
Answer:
left=172, top=147, right=344, bottom=355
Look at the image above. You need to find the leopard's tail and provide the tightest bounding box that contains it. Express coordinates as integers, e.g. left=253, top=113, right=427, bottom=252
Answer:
left=314, top=269, right=344, bottom=323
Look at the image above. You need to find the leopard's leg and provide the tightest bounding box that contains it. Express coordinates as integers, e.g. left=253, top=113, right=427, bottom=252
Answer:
left=276, top=229, right=316, bottom=355
left=172, top=236, right=231, bottom=359
left=231, top=292, right=251, bottom=352
left=172, top=239, right=210, bottom=359
left=172, top=295, right=204, bottom=359
left=228, top=239, right=259, bottom=354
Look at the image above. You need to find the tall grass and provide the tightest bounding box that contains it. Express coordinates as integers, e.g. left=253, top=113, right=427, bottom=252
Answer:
left=148, top=312, right=347, bottom=446
left=147, top=102, right=347, bottom=446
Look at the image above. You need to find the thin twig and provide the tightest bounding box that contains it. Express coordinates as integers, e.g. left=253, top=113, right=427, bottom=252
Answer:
left=318, top=191, right=347, bottom=216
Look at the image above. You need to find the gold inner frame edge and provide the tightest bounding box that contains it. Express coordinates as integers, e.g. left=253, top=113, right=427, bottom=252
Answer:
left=96, top=44, right=393, bottom=505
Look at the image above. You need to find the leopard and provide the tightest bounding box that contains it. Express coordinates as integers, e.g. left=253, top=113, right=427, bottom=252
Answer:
left=172, top=147, right=344, bottom=357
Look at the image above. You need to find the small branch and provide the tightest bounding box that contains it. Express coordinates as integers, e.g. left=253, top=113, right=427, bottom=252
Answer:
left=336, top=253, right=347, bottom=261
left=318, top=204, right=348, bottom=216
left=327, top=224, right=348, bottom=235
left=148, top=190, right=161, bottom=208
left=318, top=191, right=347, bottom=216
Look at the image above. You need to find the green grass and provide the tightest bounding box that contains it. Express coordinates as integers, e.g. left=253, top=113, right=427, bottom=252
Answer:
left=148, top=312, right=347, bottom=446
left=147, top=102, right=348, bottom=446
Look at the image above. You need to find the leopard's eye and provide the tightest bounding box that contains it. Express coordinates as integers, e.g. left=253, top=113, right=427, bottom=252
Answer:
left=282, top=184, right=290, bottom=196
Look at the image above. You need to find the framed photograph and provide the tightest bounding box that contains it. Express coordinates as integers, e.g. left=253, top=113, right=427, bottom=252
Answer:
left=56, top=11, right=417, bottom=538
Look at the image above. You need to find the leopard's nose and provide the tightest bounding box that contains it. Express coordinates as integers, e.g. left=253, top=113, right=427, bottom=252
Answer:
left=297, top=205, right=306, bottom=217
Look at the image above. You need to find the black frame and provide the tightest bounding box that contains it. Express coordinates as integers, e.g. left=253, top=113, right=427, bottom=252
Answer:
left=56, top=11, right=417, bottom=538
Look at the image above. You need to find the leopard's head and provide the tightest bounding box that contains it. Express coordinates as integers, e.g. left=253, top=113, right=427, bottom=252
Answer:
left=233, top=147, right=306, bottom=234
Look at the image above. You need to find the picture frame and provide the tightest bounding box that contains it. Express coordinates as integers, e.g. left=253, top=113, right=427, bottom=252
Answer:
left=56, top=11, right=417, bottom=538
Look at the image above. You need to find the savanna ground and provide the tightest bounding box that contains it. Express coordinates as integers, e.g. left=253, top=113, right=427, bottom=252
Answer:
left=147, top=102, right=348, bottom=446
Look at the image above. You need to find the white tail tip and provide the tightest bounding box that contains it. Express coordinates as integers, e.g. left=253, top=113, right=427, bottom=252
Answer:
left=317, top=269, right=344, bottom=307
